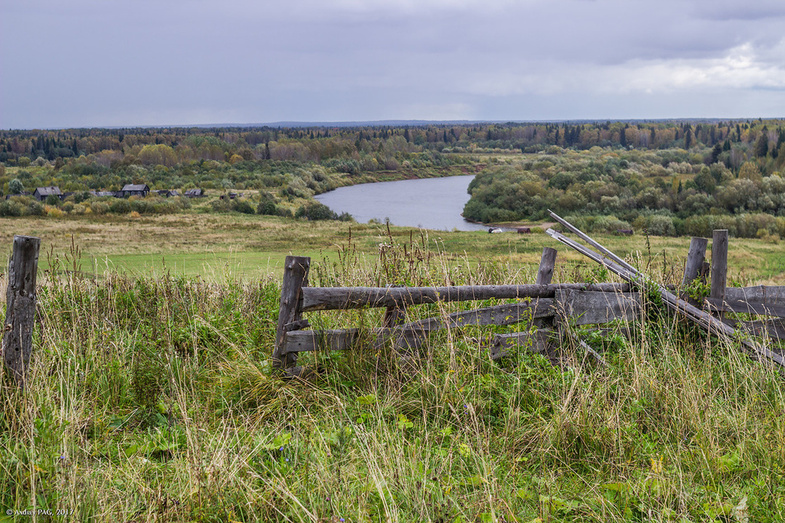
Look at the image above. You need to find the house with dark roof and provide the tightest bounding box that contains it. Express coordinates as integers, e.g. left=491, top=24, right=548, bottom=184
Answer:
left=33, top=186, right=63, bottom=201
left=184, top=188, right=204, bottom=198
left=116, top=184, right=150, bottom=198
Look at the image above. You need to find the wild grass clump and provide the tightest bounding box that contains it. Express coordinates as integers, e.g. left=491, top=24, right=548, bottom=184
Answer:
left=1, top=237, right=785, bottom=521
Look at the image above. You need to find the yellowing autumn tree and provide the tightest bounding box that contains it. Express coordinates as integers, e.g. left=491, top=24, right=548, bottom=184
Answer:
left=138, top=144, right=177, bottom=168
left=738, top=161, right=762, bottom=183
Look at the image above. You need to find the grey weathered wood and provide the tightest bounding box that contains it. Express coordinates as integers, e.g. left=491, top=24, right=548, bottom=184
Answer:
left=725, top=286, right=785, bottom=305
left=300, top=283, right=630, bottom=312
left=555, top=290, right=641, bottom=325
left=548, top=210, right=638, bottom=275
left=383, top=285, right=407, bottom=328
left=273, top=256, right=310, bottom=369
left=402, top=299, right=555, bottom=331
left=2, top=235, right=40, bottom=388
left=491, top=329, right=551, bottom=360
left=284, top=328, right=364, bottom=353
left=284, top=319, right=310, bottom=332
left=536, top=247, right=558, bottom=285
left=710, top=229, right=728, bottom=302
left=546, top=221, right=785, bottom=369
left=682, top=237, right=708, bottom=303
left=705, top=298, right=785, bottom=318
left=283, top=299, right=556, bottom=354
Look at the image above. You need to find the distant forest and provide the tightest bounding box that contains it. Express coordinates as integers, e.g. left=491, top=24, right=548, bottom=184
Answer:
left=1, top=120, right=784, bottom=236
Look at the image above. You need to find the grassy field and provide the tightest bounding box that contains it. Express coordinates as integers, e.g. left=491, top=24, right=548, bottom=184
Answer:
left=2, top=213, right=784, bottom=285
left=1, top=213, right=785, bottom=522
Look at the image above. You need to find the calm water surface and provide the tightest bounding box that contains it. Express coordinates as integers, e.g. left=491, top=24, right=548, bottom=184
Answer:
left=315, top=175, right=487, bottom=231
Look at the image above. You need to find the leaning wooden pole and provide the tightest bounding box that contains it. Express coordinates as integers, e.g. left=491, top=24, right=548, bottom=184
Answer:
left=546, top=214, right=785, bottom=369
left=3, top=235, right=41, bottom=388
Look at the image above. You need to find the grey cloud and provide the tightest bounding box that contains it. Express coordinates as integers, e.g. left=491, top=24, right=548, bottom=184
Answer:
left=2, top=0, right=784, bottom=128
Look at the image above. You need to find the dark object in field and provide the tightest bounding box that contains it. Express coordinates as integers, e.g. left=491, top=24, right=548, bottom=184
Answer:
left=517, top=227, right=531, bottom=234
left=616, top=229, right=633, bottom=235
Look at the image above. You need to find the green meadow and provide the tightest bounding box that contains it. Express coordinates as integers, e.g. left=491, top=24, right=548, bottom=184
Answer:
left=1, top=212, right=785, bottom=522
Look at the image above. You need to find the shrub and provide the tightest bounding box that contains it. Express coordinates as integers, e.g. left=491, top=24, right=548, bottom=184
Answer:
left=295, top=202, right=343, bottom=221
left=110, top=199, right=132, bottom=214
left=644, top=215, right=675, bottom=236
left=232, top=199, right=256, bottom=215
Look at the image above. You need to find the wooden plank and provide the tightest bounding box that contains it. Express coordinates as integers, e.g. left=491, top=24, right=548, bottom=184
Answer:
left=3, top=235, right=41, bottom=389
left=283, top=300, right=555, bottom=354
left=706, top=298, right=785, bottom=318
left=284, top=329, right=364, bottom=353
left=402, top=299, right=554, bottom=331
left=725, top=286, right=785, bottom=305
left=300, top=283, right=630, bottom=312
left=491, top=329, right=551, bottom=360
left=555, top=289, right=640, bottom=325
left=710, top=229, right=728, bottom=302
left=273, top=256, right=310, bottom=369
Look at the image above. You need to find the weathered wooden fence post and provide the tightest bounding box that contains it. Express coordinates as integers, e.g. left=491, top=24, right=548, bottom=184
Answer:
left=710, top=230, right=728, bottom=311
left=2, top=235, right=41, bottom=389
left=536, top=247, right=558, bottom=286
left=383, top=285, right=407, bottom=328
left=273, top=256, right=310, bottom=370
left=682, top=236, right=708, bottom=306
left=533, top=247, right=558, bottom=335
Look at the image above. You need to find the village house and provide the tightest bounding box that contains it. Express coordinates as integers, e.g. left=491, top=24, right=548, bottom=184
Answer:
left=184, top=188, right=204, bottom=198
left=116, top=184, right=150, bottom=198
left=33, top=186, right=63, bottom=201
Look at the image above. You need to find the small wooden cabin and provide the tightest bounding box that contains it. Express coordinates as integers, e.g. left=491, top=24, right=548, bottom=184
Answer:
left=117, top=184, right=150, bottom=198
left=33, top=186, right=62, bottom=201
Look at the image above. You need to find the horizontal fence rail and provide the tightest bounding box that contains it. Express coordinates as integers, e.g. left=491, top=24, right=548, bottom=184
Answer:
left=300, top=283, right=631, bottom=312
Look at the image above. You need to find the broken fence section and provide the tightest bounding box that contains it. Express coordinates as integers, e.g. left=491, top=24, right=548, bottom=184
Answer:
left=273, top=221, right=785, bottom=374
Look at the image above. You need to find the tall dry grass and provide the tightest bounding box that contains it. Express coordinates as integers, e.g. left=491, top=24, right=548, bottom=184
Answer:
left=0, top=234, right=783, bottom=522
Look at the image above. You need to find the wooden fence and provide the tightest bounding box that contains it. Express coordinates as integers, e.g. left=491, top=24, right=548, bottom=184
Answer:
left=273, top=225, right=785, bottom=373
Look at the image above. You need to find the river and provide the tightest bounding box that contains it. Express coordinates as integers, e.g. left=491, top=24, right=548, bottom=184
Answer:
left=314, top=175, right=488, bottom=231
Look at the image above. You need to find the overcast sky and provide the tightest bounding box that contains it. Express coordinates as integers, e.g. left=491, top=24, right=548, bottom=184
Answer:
left=2, top=0, right=784, bottom=129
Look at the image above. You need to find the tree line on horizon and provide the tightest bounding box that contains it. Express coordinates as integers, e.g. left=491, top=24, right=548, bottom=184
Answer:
left=2, top=119, right=783, bottom=168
